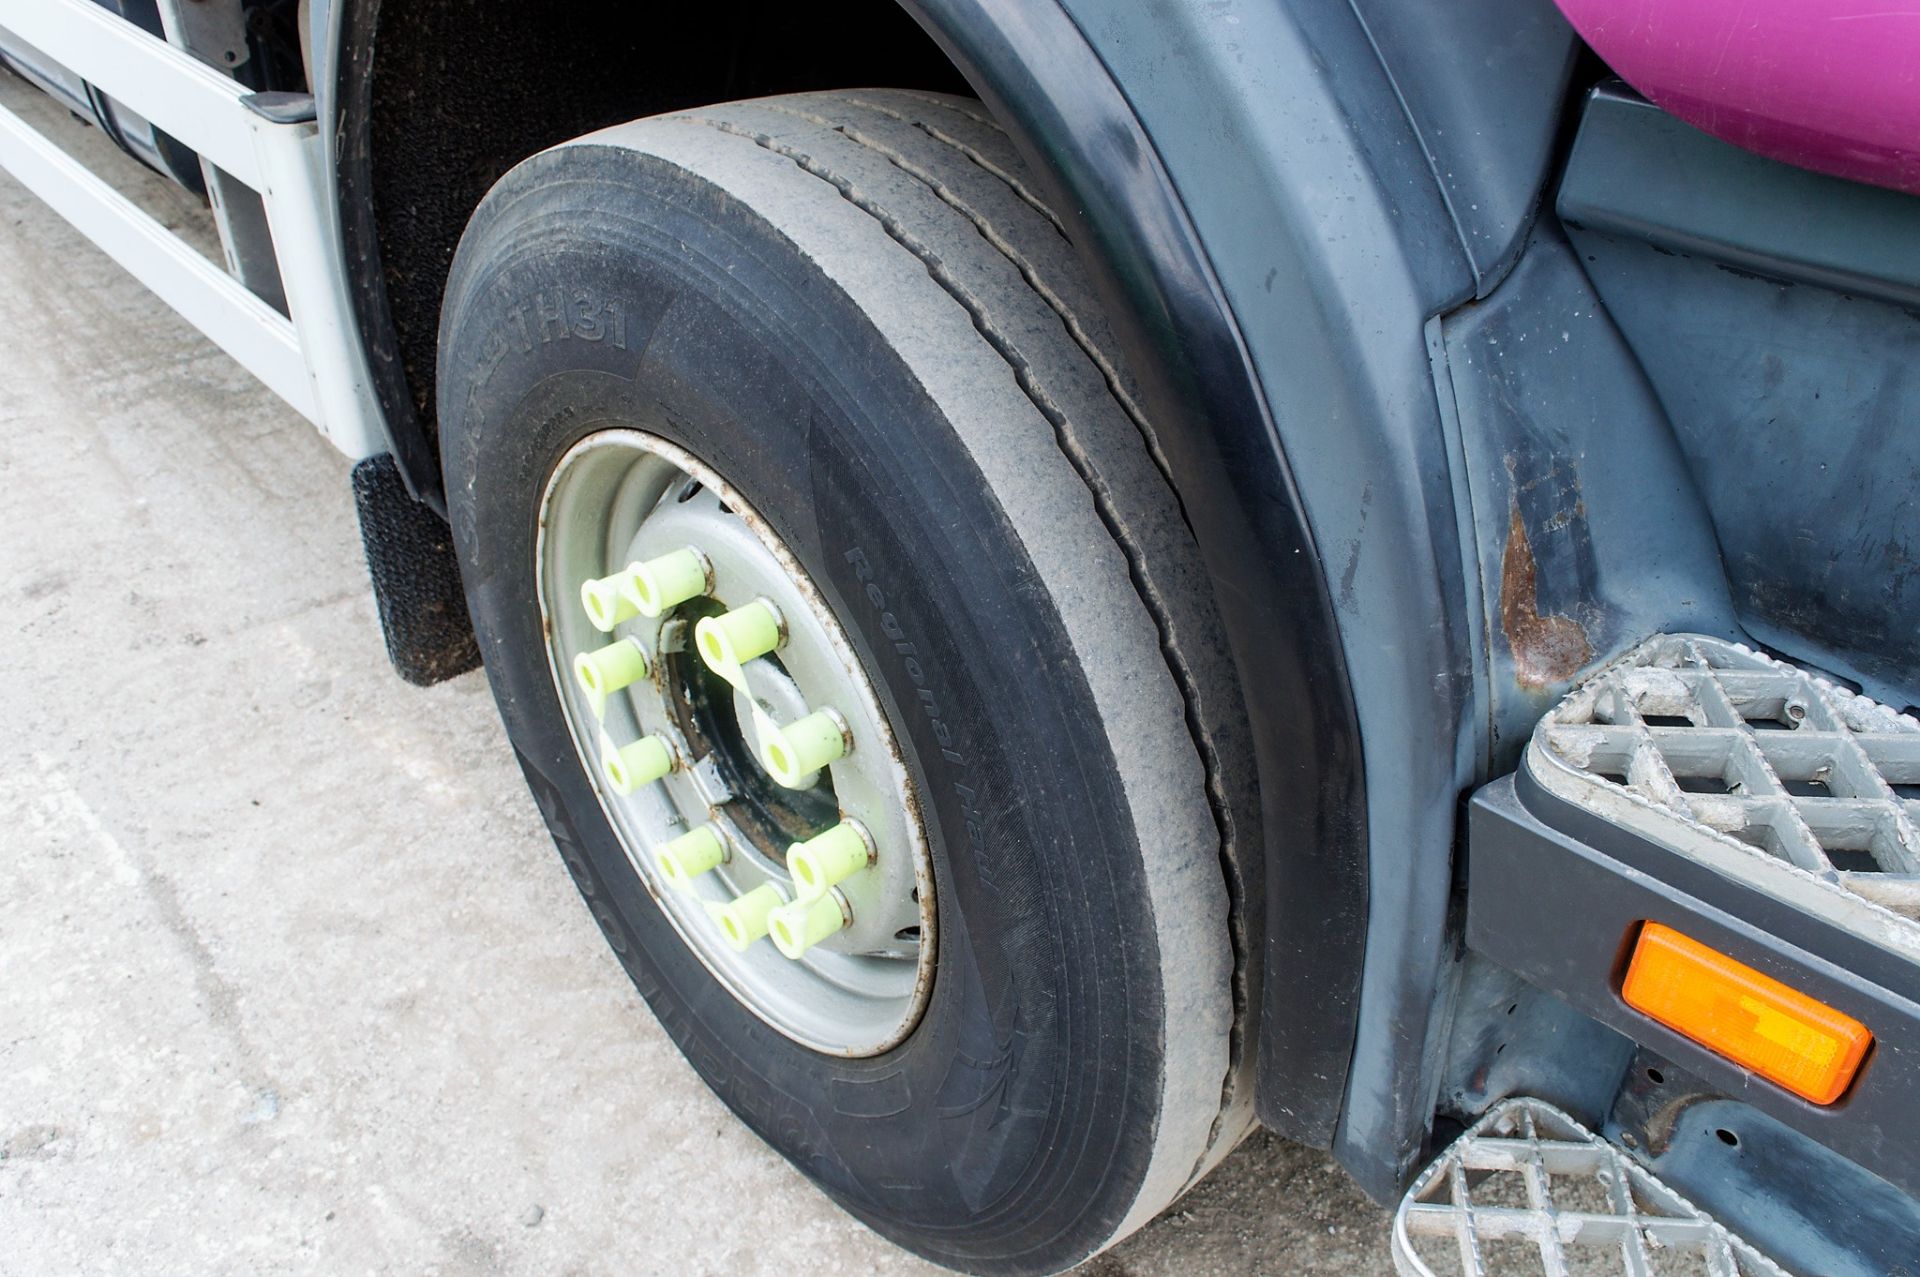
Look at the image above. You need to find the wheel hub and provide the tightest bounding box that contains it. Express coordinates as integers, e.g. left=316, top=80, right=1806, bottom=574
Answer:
left=535, top=430, right=934, bottom=1056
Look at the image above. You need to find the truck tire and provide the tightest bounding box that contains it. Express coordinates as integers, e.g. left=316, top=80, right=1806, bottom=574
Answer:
left=437, top=90, right=1256, bottom=1275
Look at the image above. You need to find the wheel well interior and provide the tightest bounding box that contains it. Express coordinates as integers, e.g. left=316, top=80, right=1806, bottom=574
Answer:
left=358, top=0, right=970, bottom=480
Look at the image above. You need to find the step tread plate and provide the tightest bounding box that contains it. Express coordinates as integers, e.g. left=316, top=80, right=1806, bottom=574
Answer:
left=1392, top=1098, right=1788, bottom=1277
left=1527, top=634, right=1920, bottom=963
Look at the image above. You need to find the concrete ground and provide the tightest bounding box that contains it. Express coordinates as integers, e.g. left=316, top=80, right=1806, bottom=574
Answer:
left=0, top=71, right=1396, bottom=1276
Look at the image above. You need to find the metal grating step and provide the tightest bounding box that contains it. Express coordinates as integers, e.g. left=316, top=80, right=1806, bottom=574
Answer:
left=1392, top=1099, right=1787, bottom=1277
left=1528, top=635, right=1920, bottom=955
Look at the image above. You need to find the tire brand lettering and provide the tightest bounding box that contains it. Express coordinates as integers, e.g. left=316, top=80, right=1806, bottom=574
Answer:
left=843, top=546, right=991, bottom=890
left=844, top=548, right=963, bottom=767
left=505, top=306, right=532, bottom=354
left=509, top=287, right=629, bottom=351
left=475, top=289, right=630, bottom=389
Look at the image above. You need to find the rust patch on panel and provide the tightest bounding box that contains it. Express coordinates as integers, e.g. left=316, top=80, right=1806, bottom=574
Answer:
left=1500, top=504, right=1592, bottom=689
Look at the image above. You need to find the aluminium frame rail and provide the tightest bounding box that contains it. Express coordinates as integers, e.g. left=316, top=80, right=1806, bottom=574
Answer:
left=0, top=0, right=384, bottom=459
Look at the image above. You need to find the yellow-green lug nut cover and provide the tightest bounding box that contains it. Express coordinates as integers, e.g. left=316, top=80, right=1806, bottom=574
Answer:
left=763, top=709, right=849, bottom=788
left=621, top=547, right=710, bottom=618
left=788, top=820, right=872, bottom=900
left=708, top=882, right=788, bottom=952
left=769, top=891, right=850, bottom=959
left=693, top=599, right=782, bottom=686
left=573, top=637, right=649, bottom=708
left=600, top=732, right=675, bottom=796
left=656, top=825, right=726, bottom=892
left=580, top=570, right=644, bottom=632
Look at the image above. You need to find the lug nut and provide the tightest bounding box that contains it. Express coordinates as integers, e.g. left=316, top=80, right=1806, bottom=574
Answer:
left=708, top=882, right=788, bottom=952
left=580, top=569, right=644, bottom=632
left=620, top=548, right=710, bottom=618
left=763, top=709, right=849, bottom=788
left=769, top=891, right=850, bottom=959
left=656, top=825, right=726, bottom=892
left=693, top=599, right=782, bottom=686
left=788, top=820, right=872, bottom=900
left=573, top=637, right=649, bottom=717
left=600, top=731, right=675, bottom=795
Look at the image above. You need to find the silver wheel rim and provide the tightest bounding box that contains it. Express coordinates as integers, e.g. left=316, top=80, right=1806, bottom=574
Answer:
left=535, top=429, right=935, bottom=1056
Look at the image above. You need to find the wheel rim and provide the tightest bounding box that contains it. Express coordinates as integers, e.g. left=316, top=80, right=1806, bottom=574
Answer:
left=536, top=429, right=935, bottom=1056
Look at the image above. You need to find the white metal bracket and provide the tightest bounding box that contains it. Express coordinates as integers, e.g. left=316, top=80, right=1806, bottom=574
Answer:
left=0, top=0, right=386, bottom=459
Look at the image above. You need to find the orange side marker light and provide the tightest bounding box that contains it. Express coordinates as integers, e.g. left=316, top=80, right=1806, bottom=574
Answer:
left=1622, top=922, right=1872, bottom=1106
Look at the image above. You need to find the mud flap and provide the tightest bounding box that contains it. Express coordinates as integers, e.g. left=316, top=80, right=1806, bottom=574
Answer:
left=350, top=453, right=480, bottom=686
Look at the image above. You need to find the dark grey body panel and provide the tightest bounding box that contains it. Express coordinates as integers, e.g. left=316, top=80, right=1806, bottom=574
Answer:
left=1434, top=954, right=1638, bottom=1130
left=1561, top=89, right=1920, bottom=709
left=1348, top=0, right=1578, bottom=295
left=1435, top=230, right=1741, bottom=769
left=1561, top=88, right=1920, bottom=313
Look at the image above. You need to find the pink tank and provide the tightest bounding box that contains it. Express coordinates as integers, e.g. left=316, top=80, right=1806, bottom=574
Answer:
left=1554, top=0, right=1920, bottom=195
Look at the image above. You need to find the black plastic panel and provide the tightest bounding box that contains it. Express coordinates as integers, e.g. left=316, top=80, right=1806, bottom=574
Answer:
left=1468, top=772, right=1920, bottom=1201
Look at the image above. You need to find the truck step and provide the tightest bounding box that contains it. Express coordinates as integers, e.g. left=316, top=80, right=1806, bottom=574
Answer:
left=1530, top=634, right=1920, bottom=949
left=1393, top=1098, right=1787, bottom=1277
left=1467, top=636, right=1920, bottom=1214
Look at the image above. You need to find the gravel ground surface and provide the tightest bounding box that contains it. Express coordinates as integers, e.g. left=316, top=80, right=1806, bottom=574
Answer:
left=0, top=70, right=1398, bottom=1276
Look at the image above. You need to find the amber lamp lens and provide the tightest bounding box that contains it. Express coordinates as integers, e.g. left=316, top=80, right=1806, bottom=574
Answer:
left=1622, top=923, right=1871, bottom=1106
